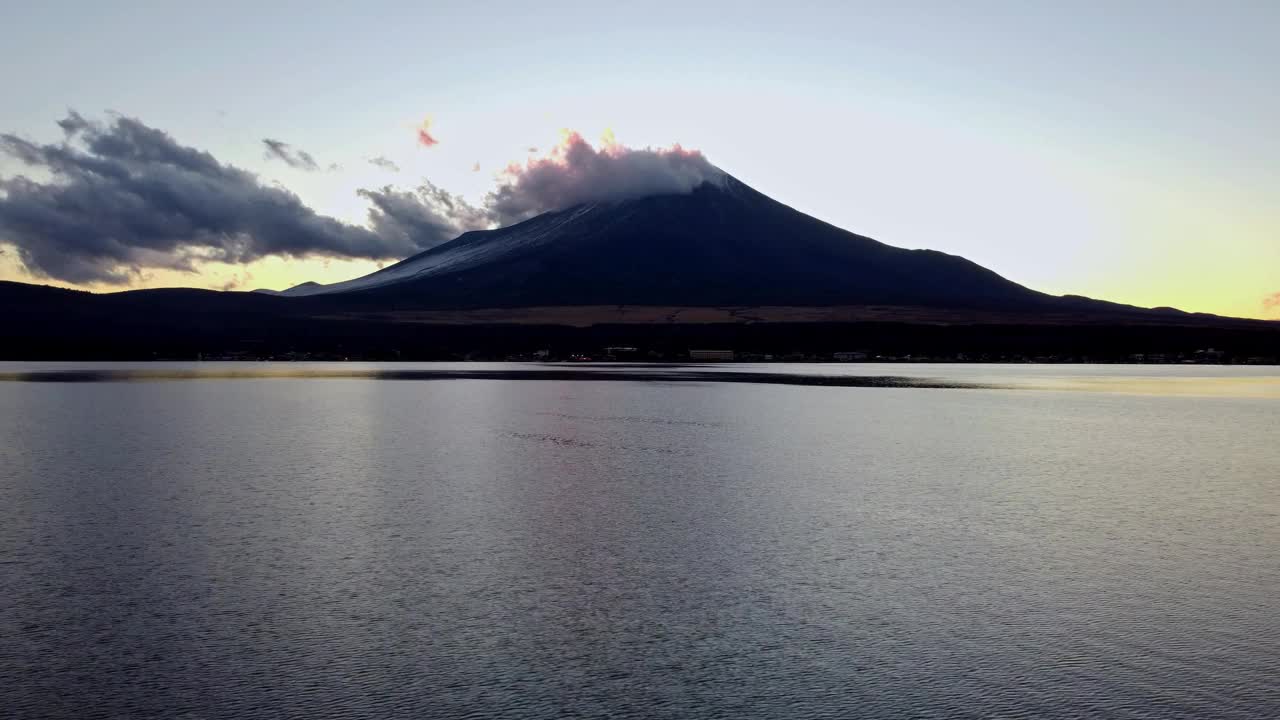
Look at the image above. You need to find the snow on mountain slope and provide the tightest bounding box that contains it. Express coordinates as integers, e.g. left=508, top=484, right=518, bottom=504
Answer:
left=279, top=203, right=605, bottom=297
left=270, top=174, right=1053, bottom=310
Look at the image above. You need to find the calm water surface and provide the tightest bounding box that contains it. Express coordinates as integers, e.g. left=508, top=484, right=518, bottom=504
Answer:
left=2, top=363, right=1277, bottom=719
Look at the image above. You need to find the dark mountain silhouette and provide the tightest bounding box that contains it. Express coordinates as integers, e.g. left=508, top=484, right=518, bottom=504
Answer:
left=2, top=174, right=1277, bottom=359
left=283, top=175, right=1054, bottom=309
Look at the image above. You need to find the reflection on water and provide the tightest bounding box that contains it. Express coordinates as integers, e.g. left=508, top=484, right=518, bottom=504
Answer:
left=0, top=365, right=997, bottom=389
left=1, top=361, right=1278, bottom=398
left=1, top=363, right=1277, bottom=718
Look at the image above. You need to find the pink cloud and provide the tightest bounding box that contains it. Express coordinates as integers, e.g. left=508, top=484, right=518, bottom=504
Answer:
left=485, top=131, right=722, bottom=224
left=417, top=118, right=439, bottom=147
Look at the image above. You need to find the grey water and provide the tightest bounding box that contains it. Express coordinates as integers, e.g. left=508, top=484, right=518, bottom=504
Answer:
left=2, top=363, right=1277, bottom=719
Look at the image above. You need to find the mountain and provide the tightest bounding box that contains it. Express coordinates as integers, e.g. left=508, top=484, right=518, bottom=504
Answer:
left=3, top=174, right=1277, bottom=360
left=285, top=175, right=1054, bottom=310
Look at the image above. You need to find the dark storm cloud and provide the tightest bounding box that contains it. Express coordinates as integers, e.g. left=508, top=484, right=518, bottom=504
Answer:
left=0, top=113, right=726, bottom=286
left=358, top=182, right=489, bottom=251
left=367, top=156, right=400, bottom=172
left=485, top=131, right=724, bottom=225
left=56, top=110, right=91, bottom=136
left=0, top=112, right=483, bottom=284
left=262, top=138, right=321, bottom=172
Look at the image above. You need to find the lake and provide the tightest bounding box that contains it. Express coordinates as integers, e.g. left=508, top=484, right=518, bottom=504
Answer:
left=2, top=363, right=1277, bottom=719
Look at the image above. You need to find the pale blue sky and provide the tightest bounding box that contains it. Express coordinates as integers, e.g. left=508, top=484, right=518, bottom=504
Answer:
left=3, top=1, right=1277, bottom=316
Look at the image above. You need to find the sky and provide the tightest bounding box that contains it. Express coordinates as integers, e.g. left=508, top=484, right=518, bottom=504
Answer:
left=1, top=1, right=1277, bottom=318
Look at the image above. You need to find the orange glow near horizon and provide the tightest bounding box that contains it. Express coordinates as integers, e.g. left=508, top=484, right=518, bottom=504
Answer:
left=0, top=124, right=1274, bottom=321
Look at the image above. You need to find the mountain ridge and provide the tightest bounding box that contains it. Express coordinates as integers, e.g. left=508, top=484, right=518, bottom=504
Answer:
left=277, top=175, right=1060, bottom=311
left=2, top=173, right=1277, bottom=360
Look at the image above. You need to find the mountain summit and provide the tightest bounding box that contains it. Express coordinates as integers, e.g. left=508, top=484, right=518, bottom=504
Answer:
left=284, top=175, right=1052, bottom=310
left=4, top=175, right=1276, bottom=360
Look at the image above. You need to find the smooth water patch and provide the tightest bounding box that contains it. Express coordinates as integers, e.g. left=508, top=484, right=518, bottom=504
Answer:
left=2, top=363, right=1277, bottom=718
left=1, top=362, right=1278, bottom=398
